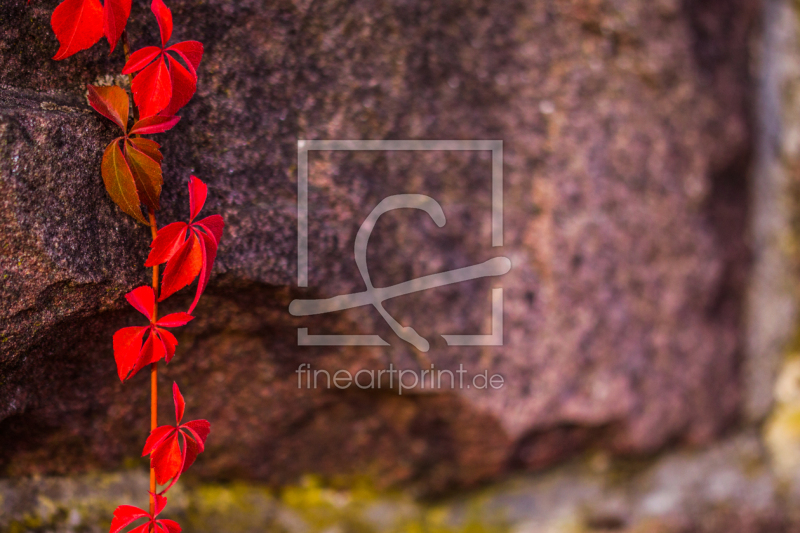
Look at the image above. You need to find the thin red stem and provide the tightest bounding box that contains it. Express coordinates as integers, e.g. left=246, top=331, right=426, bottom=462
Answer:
left=148, top=209, right=159, bottom=518
left=123, top=28, right=157, bottom=520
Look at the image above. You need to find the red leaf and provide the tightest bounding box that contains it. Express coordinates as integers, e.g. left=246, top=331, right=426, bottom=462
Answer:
left=181, top=434, right=202, bottom=472
left=103, top=0, right=131, bottom=53
left=188, top=228, right=217, bottom=313
left=188, top=175, right=207, bottom=221
left=195, top=215, right=224, bottom=246
left=142, top=425, right=175, bottom=456
left=152, top=432, right=181, bottom=485
left=158, top=328, right=178, bottom=362
left=87, top=85, right=129, bottom=131
left=128, top=138, right=163, bottom=164
left=125, top=286, right=155, bottom=320
left=182, top=419, right=211, bottom=446
left=102, top=140, right=148, bottom=225
left=159, top=520, right=182, bottom=533
left=153, top=493, right=168, bottom=516
left=132, top=56, right=172, bottom=118
left=110, top=505, right=148, bottom=533
left=124, top=140, right=163, bottom=210
left=51, top=0, right=103, bottom=60
left=159, top=232, right=203, bottom=301
left=162, top=54, right=196, bottom=116
left=133, top=329, right=167, bottom=376
left=142, top=386, right=209, bottom=491
left=151, top=0, right=173, bottom=46
left=166, top=41, right=203, bottom=75
left=112, top=326, right=147, bottom=381
left=109, top=495, right=176, bottom=533
left=154, top=177, right=223, bottom=310
left=146, top=222, right=188, bottom=267
left=173, top=382, right=185, bottom=423
left=156, top=313, right=194, bottom=328
left=129, top=115, right=180, bottom=135
left=122, top=46, right=161, bottom=74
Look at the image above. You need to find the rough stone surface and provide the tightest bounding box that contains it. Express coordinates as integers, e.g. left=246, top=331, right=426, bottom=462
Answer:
left=0, top=0, right=756, bottom=493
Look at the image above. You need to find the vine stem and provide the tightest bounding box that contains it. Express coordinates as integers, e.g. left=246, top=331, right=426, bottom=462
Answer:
left=124, top=28, right=157, bottom=521
left=148, top=209, right=159, bottom=518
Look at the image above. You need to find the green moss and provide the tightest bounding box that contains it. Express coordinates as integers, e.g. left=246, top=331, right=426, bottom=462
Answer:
left=1, top=474, right=510, bottom=533
left=277, top=476, right=508, bottom=533
left=173, top=476, right=509, bottom=533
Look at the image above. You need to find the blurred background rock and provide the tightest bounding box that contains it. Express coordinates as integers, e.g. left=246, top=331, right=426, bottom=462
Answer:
left=4, top=0, right=800, bottom=531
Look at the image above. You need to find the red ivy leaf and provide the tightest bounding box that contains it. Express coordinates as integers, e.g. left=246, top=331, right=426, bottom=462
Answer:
left=112, top=287, right=193, bottom=381
left=125, top=285, right=155, bottom=320
left=51, top=0, right=104, bottom=60
left=187, top=175, right=206, bottom=221
left=157, top=313, right=194, bottom=328
left=182, top=419, right=210, bottom=448
left=159, top=231, right=203, bottom=301
left=125, top=140, right=163, bottom=211
left=89, top=85, right=167, bottom=212
left=132, top=56, right=172, bottom=118
left=145, top=222, right=188, bottom=267
left=166, top=41, right=203, bottom=74
left=103, top=0, right=131, bottom=53
left=101, top=140, right=148, bottom=225
left=110, top=494, right=179, bottom=533
left=146, top=177, right=224, bottom=311
left=151, top=0, right=173, bottom=46
left=188, top=229, right=217, bottom=313
left=151, top=432, right=182, bottom=484
left=173, top=382, right=185, bottom=422
left=161, top=55, right=196, bottom=117
left=196, top=214, right=224, bottom=245
left=87, top=85, right=129, bottom=131
left=128, top=138, right=164, bottom=164
left=142, top=383, right=210, bottom=490
left=122, top=46, right=161, bottom=74
left=112, top=326, right=148, bottom=381
left=129, top=115, right=180, bottom=135
left=159, top=328, right=179, bottom=363
left=119, top=2, right=203, bottom=117
left=109, top=505, right=149, bottom=533
left=51, top=0, right=133, bottom=59
left=142, top=426, right=174, bottom=456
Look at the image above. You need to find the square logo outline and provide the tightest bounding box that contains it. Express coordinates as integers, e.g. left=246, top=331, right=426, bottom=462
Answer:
left=295, top=140, right=504, bottom=348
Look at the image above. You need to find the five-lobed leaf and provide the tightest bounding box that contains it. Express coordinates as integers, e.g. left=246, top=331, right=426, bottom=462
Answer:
left=142, top=383, right=210, bottom=490
left=112, top=287, right=194, bottom=381
left=122, top=0, right=203, bottom=118
left=145, top=177, right=224, bottom=312
left=110, top=493, right=180, bottom=533
left=88, top=84, right=179, bottom=224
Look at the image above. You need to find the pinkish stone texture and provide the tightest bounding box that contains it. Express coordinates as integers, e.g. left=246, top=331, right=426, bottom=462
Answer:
left=0, top=0, right=756, bottom=493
